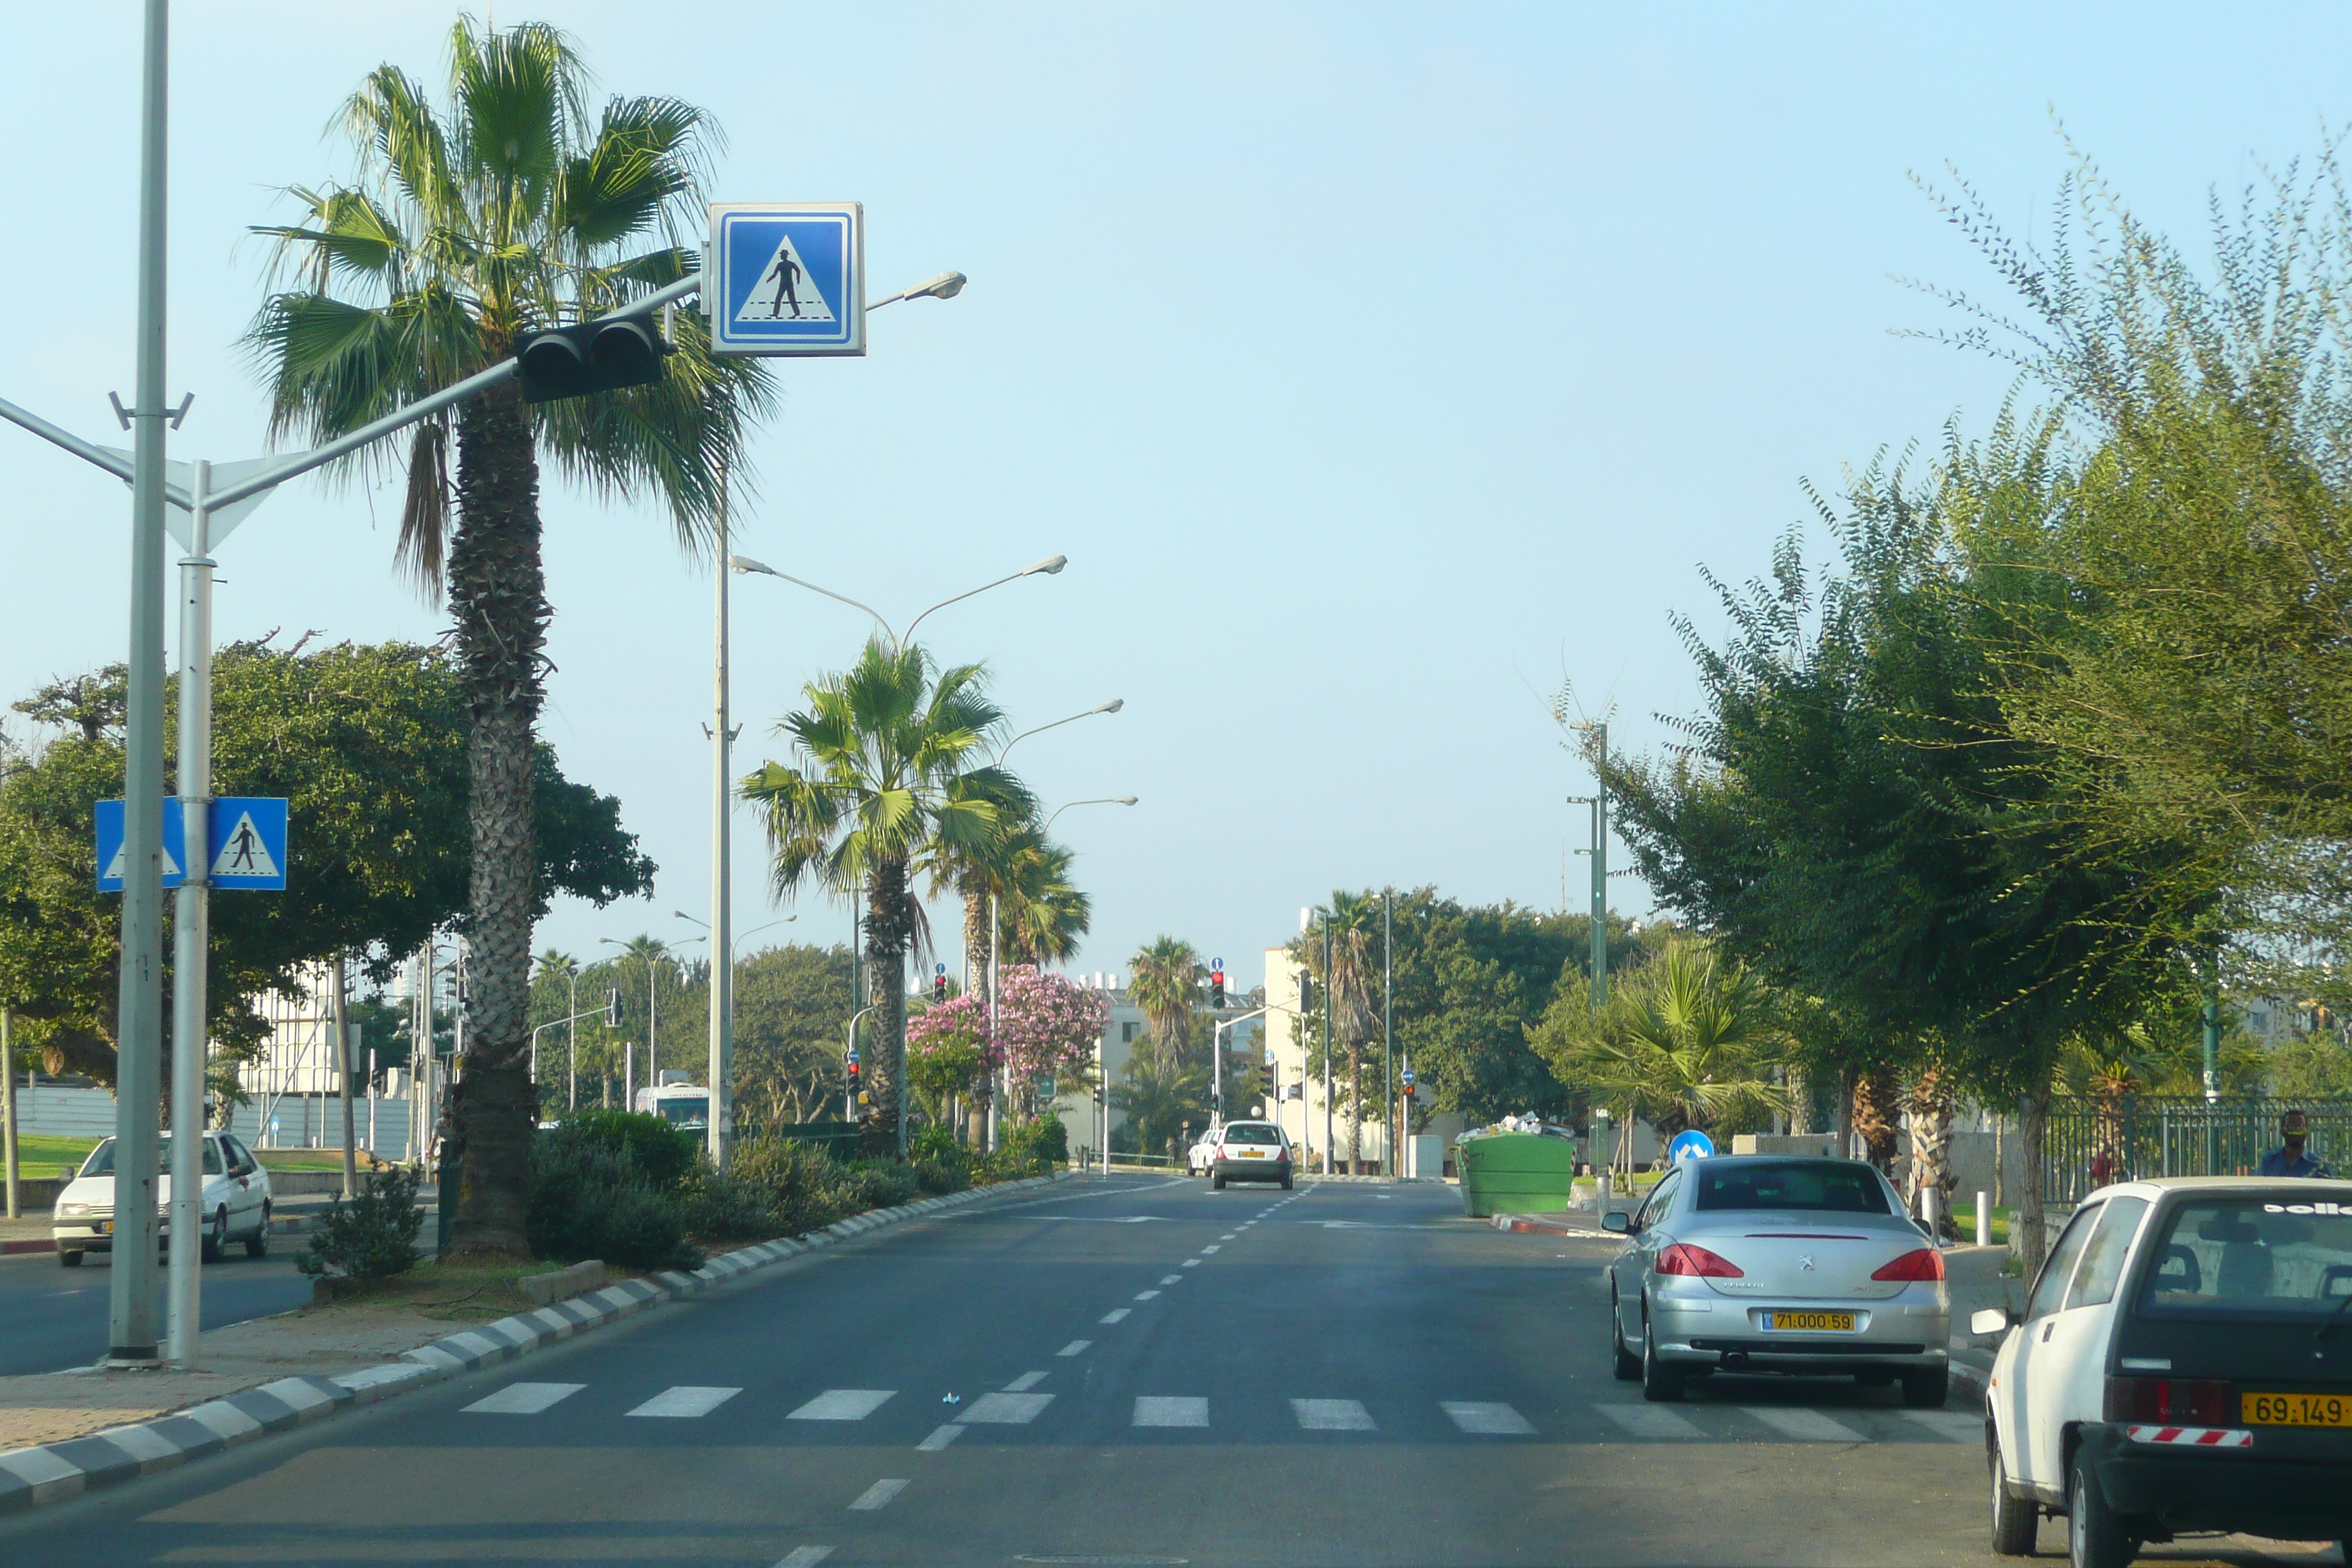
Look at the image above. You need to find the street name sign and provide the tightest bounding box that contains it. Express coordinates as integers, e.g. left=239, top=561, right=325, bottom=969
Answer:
left=95, top=799, right=186, bottom=891
left=208, top=798, right=288, bottom=890
left=707, top=203, right=864, bottom=357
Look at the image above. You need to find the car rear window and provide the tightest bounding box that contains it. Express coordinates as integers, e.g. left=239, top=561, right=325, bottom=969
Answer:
left=1692, top=1161, right=1890, bottom=1213
left=2136, top=1197, right=2352, bottom=1320
left=1222, top=1125, right=1281, bottom=1145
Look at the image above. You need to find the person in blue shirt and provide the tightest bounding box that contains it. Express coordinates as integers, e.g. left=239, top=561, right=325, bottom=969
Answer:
left=2258, top=1109, right=2334, bottom=1177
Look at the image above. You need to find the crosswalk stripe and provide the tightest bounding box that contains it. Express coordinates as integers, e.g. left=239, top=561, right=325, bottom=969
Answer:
left=1180, top=1259, right=1202, bottom=1268
left=1442, top=1401, right=1536, bottom=1435
left=1291, top=1398, right=1375, bottom=1431
left=1899, top=1409, right=1982, bottom=1442
left=1134, top=1290, right=1161, bottom=1300
left=1134, top=1396, right=1210, bottom=1428
left=1595, top=1403, right=1703, bottom=1439
left=1100, top=1308, right=1131, bottom=1324
left=627, top=1386, right=742, bottom=1419
left=1057, top=1340, right=1093, bottom=1357
left=960, top=1391, right=1053, bottom=1425
left=788, top=1389, right=896, bottom=1422
left=916, top=1424, right=965, bottom=1451
left=848, top=1479, right=908, bottom=1512
left=773, top=1548, right=832, bottom=1568
left=1741, top=1406, right=1865, bottom=1442
left=463, top=1382, right=584, bottom=1415
left=1004, top=1371, right=1048, bottom=1392
left=1160, top=1274, right=1182, bottom=1284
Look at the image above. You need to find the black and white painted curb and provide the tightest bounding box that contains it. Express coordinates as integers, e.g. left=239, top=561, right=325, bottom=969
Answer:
left=0, top=1175, right=1058, bottom=1518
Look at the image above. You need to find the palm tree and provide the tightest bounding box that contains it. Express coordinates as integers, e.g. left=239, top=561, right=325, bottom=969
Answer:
left=1308, top=893, right=1384, bottom=1169
left=1127, top=937, right=1203, bottom=1076
left=994, top=831, right=1091, bottom=966
left=1534, top=939, right=1787, bottom=1138
left=246, top=19, right=769, bottom=1257
left=742, top=641, right=1016, bottom=1138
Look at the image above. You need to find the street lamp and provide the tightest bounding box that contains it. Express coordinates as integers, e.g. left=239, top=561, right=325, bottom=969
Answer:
left=867, top=271, right=968, bottom=310
left=729, top=553, right=1068, bottom=655
left=599, top=938, right=693, bottom=1098
left=1044, top=796, right=1138, bottom=832
left=996, top=698, right=1124, bottom=764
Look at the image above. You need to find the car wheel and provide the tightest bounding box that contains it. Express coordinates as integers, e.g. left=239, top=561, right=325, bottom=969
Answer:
left=245, top=1205, right=271, bottom=1258
left=201, top=1206, right=227, bottom=1264
left=1900, top=1365, right=1950, bottom=1409
left=1988, top=1426, right=2038, bottom=1556
left=1211, top=1174, right=1226, bottom=1190
left=1280, top=1172, right=1294, bottom=1190
left=1640, top=1309, right=1684, bottom=1402
left=2067, top=1451, right=2138, bottom=1568
left=58, top=1247, right=84, bottom=1267
left=1610, top=1289, right=1640, bottom=1382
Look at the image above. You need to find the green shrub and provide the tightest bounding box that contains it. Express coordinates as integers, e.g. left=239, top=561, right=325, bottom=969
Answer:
left=296, top=1164, right=423, bottom=1286
left=991, top=1113, right=1068, bottom=1177
left=680, top=1165, right=774, bottom=1242
left=907, top=1123, right=960, bottom=1163
left=911, top=1155, right=968, bottom=1196
left=1030, top=1112, right=1068, bottom=1167
left=728, top=1138, right=850, bottom=1235
left=837, top=1160, right=919, bottom=1211
left=553, top=1109, right=702, bottom=1188
left=527, top=1131, right=703, bottom=1271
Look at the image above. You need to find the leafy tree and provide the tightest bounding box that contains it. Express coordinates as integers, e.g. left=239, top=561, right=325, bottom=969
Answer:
left=1294, top=893, right=1387, bottom=1166
left=246, top=19, right=769, bottom=1256
left=0, top=640, right=649, bottom=1090
left=905, top=992, right=990, bottom=1127
left=731, top=943, right=857, bottom=1130
left=1126, top=935, right=1203, bottom=1076
left=993, top=964, right=1108, bottom=1116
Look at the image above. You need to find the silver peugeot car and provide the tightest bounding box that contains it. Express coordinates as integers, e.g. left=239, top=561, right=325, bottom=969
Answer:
left=1603, top=1154, right=1951, bottom=1406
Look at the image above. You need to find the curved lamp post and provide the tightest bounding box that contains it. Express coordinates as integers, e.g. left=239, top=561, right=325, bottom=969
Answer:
left=997, top=698, right=1124, bottom=764
left=1044, top=796, right=1139, bottom=832
left=729, top=554, right=1066, bottom=655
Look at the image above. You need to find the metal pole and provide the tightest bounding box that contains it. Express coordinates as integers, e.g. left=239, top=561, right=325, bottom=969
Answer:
left=4, top=1009, right=19, bottom=1218
left=1384, top=892, right=1393, bottom=1179
left=647, top=955, right=657, bottom=1090
left=336, top=954, right=356, bottom=1199
left=1591, top=722, right=1609, bottom=1010
left=987, top=891, right=999, bottom=1152
left=709, top=459, right=731, bottom=1168
left=567, top=970, right=578, bottom=1115
left=1322, top=919, right=1333, bottom=1175
left=165, top=459, right=213, bottom=1367
left=112, top=0, right=173, bottom=1362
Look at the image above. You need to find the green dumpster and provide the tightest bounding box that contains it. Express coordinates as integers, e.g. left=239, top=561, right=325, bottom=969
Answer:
left=1455, top=1131, right=1581, bottom=1218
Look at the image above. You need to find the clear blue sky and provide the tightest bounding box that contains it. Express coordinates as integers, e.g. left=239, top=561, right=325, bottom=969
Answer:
left=4, top=4, right=2347, bottom=989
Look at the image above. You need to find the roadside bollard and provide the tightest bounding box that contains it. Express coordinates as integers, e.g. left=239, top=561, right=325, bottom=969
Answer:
left=1975, top=1191, right=1989, bottom=1247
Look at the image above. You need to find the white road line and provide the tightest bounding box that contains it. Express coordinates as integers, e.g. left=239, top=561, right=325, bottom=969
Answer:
left=1100, top=1308, right=1131, bottom=1324
left=1134, top=1290, right=1160, bottom=1300
left=1180, top=1259, right=1202, bottom=1268
left=627, top=1385, right=742, bottom=1419
left=1595, top=1403, right=1703, bottom=1440
left=1899, top=1409, right=1982, bottom=1442
left=1200, top=1245, right=1221, bottom=1254
left=1160, top=1274, right=1182, bottom=1284
left=848, top=1479, right=908, bottom=1512
left=1057, top=1340, right=1093, bottom=1357
left=1291, top=1398, right=1375, bottom=1431
left=788, top=1389, right=897, bottom=1422
left=1221, top=1233, right=1238, bottom=1240
left=1741, top=1406, right=1866, bottom=1442
left=1133, top=1396, right=1210, bottom=1428
left=960, top=1392, right=1054, bottom=1425
left=1004, top=1371, right=1048, bottom=1392
left=1442, top=1401, right=1537, bottom=1436
left=916, top=1424, right=965, bottom=1451
left=774, top=1548, right=832, bottom=1568
left=463, top=1382, right=584, bottom=1415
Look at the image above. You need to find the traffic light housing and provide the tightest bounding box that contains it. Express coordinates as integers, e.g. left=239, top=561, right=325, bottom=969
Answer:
left=1210, top=970, right=1226, bottom=1009
left=604, top=988, right=621, bottom=1028
left=934, top=965, right=949, bottom=1004
left=514, top=315, right=671, bottom=404
left=1298, top=973, right=1313, bottom=1011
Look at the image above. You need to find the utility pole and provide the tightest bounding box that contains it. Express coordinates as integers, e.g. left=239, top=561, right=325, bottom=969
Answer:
left=111, top=0, right=173, bottom=1363
left=707, top=456, right=733, bottom=1168
left=1322, top=915, right=1333, bottom=1176
left=987, top=891, right=1000, bottom=1153
left=335, top=954, right=356, bottom=1199
left=1383, top=891, right=1392, bottom=1180
left=1589, top=721, right=1609, bottom=1009
left=165, top=459, right=213, bottom=1365
left=3, top=1008, right=18, bottom=1220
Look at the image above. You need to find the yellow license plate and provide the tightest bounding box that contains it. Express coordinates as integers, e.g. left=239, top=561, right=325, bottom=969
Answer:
left=94, top=1220, right=111, bottom=1235
left=1242, top=1150, right=1262, bottom=1158
left=1768, top=1311, right=1855, bottom=1333
left=2243, top=1392, right=2352, bottom=1428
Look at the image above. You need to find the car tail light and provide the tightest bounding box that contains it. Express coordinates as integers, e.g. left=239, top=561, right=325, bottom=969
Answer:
left=1656, top=1243, right=1744, bottom=1278
left=2105, top=1376, right=2233, bottom=1425
left=1869, top=1248, right=1946, bottom=1282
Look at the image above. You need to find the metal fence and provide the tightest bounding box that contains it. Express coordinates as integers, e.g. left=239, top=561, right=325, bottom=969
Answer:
left=2041, top=1096, right=2352, bottom=1204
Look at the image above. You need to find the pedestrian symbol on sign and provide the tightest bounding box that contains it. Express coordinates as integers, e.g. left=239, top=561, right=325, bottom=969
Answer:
left=211, top=809, right=280, bottom=881
left=734, top=232, right=836, bottom=326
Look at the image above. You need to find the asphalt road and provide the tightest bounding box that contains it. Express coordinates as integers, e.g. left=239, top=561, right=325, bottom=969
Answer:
left=0, top=1245, right=314, bottom=1376
left=1, top=1176, right=2340, bottom=1567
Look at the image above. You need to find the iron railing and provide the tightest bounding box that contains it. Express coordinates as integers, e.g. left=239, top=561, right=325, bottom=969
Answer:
left=2040, top=1096, right=2352, bottom=1205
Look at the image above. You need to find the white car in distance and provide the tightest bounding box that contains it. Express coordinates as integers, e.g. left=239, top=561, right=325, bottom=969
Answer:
left=52, top=1131, right=274, bottom=1267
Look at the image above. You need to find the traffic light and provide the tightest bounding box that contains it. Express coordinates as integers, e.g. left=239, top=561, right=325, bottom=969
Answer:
left=513, top=314, right=670, bottom=404
left=604, top=988, right=621, bottom=1028
left=1210, top=957, right=1226, bottom=1010
left=934, top=963, right=948, bottom=1004
left=1298, top=972, right=1313, bottom=1011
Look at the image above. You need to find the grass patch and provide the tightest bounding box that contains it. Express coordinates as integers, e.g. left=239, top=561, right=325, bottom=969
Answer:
left=309, top=1256, right=633, bottom=1323
left=1950, top=1205, right=2013, bottom=1246
left=10, top=1134, right=97, bottom=1177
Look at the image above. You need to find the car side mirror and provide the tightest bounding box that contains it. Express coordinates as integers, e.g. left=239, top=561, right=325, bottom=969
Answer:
left=1970, top=1308, right=2011, bottom=1338
left=1600, top=1210, right=1632, bottom=1235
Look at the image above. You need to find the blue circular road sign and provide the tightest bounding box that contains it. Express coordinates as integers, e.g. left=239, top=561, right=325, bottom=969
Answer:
left=1667, top=1129, right=1716, bottom=1165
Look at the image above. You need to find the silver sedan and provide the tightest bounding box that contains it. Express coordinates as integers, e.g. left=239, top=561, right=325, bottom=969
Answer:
left=1602, top=1154, right=1951, bottom=1406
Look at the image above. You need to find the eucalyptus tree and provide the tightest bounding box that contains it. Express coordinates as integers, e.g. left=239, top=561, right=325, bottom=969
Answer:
left=742, top=641, right=1016, bottom=1131
left=244, top=19, right=768, bottom=1256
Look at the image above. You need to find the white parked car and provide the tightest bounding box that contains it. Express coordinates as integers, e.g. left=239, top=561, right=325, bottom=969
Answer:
left=1979, top=1176, right=2352, bottom=1568
left=53, top=1131, right=274, bottom=1267
left=1207, top=1120, right=1294, bottom=1189
left=1188, top=1128, right=1219, bottom=1177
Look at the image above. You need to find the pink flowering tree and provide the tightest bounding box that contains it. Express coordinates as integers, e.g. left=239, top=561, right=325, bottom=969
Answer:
left=995, top=965, right=1109, bottom=1117
left=905, top=993, right=994, bottom=1124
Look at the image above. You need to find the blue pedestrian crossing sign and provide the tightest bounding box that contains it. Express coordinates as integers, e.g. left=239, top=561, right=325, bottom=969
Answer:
left=95, top=799, right=186, bottom=892
left=707, top=203, right=864, bottom=358
left=208, top=799, right=288, bottom=889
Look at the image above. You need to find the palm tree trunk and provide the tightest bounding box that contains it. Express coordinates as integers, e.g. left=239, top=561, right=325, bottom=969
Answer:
left=1348, top=1042, right=1363, bottom=1172
left=866, top=856, right=911, bottom=1143
left=1851, top=1069, right=1897, bottom=1175
left=1785, top=1065, right=1815, bottom=1134
left=445, top=387, right=548, bottom=1259
left=962, top=887, right=992, bottom=1142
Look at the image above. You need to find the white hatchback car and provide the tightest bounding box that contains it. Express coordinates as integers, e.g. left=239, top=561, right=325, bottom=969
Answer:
left=53, top=1131, right=274, bottom=1267
left=1206, top=1120, right=1294, bottom=1189
left=1979, top=1176, right=2352, bottom=1568
left=1188, top=1129, right=1218, bottom=1177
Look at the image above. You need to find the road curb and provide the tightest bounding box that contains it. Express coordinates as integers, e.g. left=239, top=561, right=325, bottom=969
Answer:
left=0, top=1173, right=1058, bottom=1518
left=1490, top=1212, right=1611, bottom=1239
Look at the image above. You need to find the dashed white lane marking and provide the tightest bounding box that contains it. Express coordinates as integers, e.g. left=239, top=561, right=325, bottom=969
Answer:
left=1442, top=1401, right=1537, bottom=1436
left=1134, top=1396, right=1210, bottom=1428
left=774, top=1548, right=833, bottom=1567
left=1899, top=1409, right=1981, bottom=1442
left=960, top=1392, right=1053, bottom=1424
left=848, top=1479, right=908, bottom=1512
left=788, top=1389, right=896, bottom=1422
left=1134, top=1290, right=1161, bottom=1300
left=1291, top=1398, right=1375, bottom=1431
left=916, top=1424, right=965, bottom=1451
left=1004, top=1371, right=1049, bottom=1392
left=1160, top=1274, right=1182, bottom=1284
left=1057, top=1340, right=1093, bottom=1357
left=464, top=1382, right=584, bottom=1415
left=1596, top=1403, right=1703, bottom=1439
left=1100, top=1308, right=1131, bottom=1324
left=1741, top=1406, right=1865, bottom=1442
left=1221, top=1233, right=1238, bottom=1240
left=1200, top=1245, right=1221, bottom=1254
left=627, top=1385, right=741, bottom=1419
left=1180, top=1259, right=1202, bottom=1268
